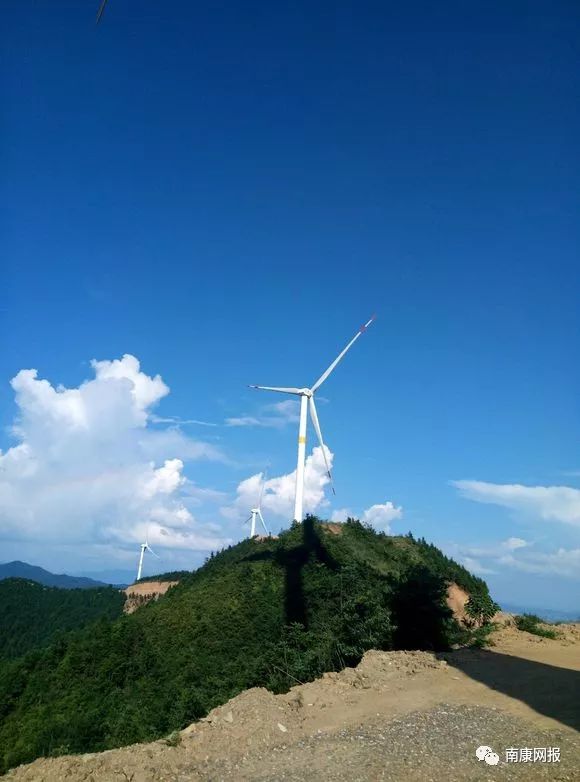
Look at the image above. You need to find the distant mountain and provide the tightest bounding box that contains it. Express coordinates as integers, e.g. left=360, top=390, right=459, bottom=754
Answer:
left=70, top=569, right=134, bottom=588
left=0, top=561, right=113, bottom=590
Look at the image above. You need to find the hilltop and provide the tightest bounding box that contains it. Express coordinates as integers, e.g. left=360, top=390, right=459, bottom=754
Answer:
left=0, top=518, right=493, bottom=774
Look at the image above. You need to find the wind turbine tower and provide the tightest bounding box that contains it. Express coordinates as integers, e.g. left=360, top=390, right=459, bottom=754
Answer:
left=136, top=531, right=160, bottom=581
left=250, top=315, right=375, bottom=523
left=244, top=470, right=270, bottom=537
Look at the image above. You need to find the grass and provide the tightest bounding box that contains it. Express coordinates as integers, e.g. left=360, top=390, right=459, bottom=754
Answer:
left=514, top=614, right=558, bottom=640
left=163, top=731, right=182, bottom=747
left=467, top=622, right=497, bottom=648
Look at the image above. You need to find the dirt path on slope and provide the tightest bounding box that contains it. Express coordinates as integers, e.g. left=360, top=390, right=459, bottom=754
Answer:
left=4, top=623, right=579, bottom=781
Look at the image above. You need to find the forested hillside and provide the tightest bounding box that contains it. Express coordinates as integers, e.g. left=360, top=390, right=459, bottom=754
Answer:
left=0, top=518, right=493, bottom=773
left=0, top=579, right=125, bottom=660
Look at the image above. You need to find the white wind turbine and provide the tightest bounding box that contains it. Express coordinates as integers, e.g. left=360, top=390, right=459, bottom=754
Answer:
left=243, top=469, right=270, bottom=538
left=136, top=528, right=160, bottom=581
left=250, top=315, right=375, bottom=523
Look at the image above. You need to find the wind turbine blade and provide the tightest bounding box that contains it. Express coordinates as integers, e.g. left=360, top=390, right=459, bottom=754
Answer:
left=249, top=385, right=303, bottom=395
left=146, top=545, right=160, bottom=558
left=242, top=515, right=252, bottom=526
left=311, top=315, right=376, bottom=392
left=258, top=509, right=269, bottom=536
left=96, top=0, right=108, bottom=24
left=308, top=397, right=335, bottom=495
left=257, top=466, right=269, bottom=509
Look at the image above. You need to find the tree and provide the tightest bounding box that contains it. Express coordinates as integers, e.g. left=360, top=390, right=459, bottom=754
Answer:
left=465, top=592, right=500, bottom=627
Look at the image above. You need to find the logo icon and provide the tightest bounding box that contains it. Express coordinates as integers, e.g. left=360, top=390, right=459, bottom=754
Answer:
left=476, top=746, right=500, bottom=766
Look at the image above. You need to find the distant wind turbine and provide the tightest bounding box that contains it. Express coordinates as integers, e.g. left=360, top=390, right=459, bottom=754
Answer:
left=250, top=315, right=375, bottom=523
left=136, top=529, right=160, bottom=581
left=243, top=469, right=270, bottom=538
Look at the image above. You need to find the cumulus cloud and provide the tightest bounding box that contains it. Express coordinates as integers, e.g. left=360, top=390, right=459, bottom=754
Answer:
left=363, top=501, right=403, bottom=532
left=222, top=445, right=333, bottom=521
left=91, top=355, right=169, bottom=414
left=0, top=355, right=228, bottom=553
left=141, top=458, right=185, bottom=499
left=331, top=508, right=352, bottom=522
left=452, top=480, right=580, bottom=527
left=330, top=501, right=403, bottom=532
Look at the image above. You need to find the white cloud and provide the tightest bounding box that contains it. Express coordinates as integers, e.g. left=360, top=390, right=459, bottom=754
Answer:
left=331, top=508, right=352, bottom=522
left=363, top=501, right=403, bottom=532
left=448, top=537, right=580, bottom=581
left=330, top=501, right=403, bottom=531
left=150, top=415, right=217, bottom=427
left=498, top=548, right=580, bottom=579
left=138, top=427, right=223, bottom=462
left=222, top=445, right=333, bottom=521
left=452, top=480, right=580, bottom=527
left=141, top=458, right=185, bottom=499
left=462, top=538, right=531, bottom=559
left=225, top=416, right=263, bottom=427
left=504, top=536, right=529, bottom=551
left=0, top=355, right=229, bottom=553
left=267, top=400, right=300, bottom=421
left=91, top=355, right=169, bottom=413
left=461, top=556, right=497, bottom=576
left=182, top=484, right=227, bottom=506
left=225, top=399, right=300, bottom=429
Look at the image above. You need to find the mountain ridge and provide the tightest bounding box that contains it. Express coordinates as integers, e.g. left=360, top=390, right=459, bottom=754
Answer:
left=0, top=517, right=493, bottom=774
left=0, top=561, right=124, bottom=590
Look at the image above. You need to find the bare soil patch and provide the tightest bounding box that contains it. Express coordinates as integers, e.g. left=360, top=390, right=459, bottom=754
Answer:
left=123, top=580, right=179, bottom=614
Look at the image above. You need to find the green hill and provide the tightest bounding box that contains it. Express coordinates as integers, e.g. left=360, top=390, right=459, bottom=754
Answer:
left=0, top=579, right=125, bottom=661
left=0, top=518, right=492, bottom=773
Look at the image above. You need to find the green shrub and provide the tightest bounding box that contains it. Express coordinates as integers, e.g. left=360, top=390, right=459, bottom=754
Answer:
left=514, top=614, right=558, bottom=639
left=468, top=622, right=497, bottom=648
left=163, top=731, right=182, bottom=747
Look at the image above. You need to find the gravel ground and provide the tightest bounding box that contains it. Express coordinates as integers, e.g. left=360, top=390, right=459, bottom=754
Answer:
left=5, top=641, right=579, bottom=782
left=201, top=704, right=580, bottom=782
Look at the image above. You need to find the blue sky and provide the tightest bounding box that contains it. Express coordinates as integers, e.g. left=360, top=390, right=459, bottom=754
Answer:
left=1, top=1, right=579, bottom=611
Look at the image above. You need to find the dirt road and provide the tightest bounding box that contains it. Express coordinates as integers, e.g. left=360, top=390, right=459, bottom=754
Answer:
left=4, top=621, right=579, bottom=781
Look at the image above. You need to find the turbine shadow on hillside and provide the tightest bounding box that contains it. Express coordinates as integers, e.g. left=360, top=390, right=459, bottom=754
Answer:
left=243, top=520, right=457, bottom=656
left=243, top=516, right=339, bottom=628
